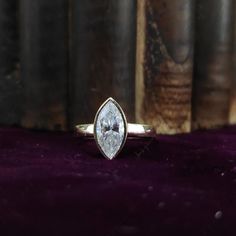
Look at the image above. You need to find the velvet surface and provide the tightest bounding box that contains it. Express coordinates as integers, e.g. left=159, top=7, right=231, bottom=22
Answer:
left=0, top=126, right=236, bottom=235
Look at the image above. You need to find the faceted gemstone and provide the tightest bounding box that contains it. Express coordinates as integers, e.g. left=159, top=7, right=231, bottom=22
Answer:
left=94, top=98, right=127, bottom=160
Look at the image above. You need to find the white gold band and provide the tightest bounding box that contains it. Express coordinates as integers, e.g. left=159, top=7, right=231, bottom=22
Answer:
left=76, top=123, right=155, bottom=137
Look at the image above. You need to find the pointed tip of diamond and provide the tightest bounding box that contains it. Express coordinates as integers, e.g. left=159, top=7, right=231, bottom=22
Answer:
left=104, top=97, right=117, bottom=106
left=94, top=98, right=127, bottom=160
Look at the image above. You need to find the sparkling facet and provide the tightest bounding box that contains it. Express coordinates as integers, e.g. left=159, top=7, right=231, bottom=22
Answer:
left=94, top=99, right=126, bottom=159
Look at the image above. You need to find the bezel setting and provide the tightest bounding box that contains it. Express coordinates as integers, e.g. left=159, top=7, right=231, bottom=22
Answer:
left=93, top=97, right=128, bottom=160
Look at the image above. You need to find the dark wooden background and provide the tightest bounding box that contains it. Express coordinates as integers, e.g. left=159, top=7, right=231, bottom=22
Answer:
left=0, top=0, right=235, bottom=134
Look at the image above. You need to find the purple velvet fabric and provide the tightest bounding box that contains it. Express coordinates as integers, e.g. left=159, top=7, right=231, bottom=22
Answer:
left=0, top=126, right=236, bottom=235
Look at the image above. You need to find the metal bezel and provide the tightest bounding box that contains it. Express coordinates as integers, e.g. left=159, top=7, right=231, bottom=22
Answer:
left=93, top=97, right=128, bottom=160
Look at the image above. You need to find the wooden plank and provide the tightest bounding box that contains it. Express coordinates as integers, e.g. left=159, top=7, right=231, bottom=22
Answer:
left=229, top=2, right=236, bottom=124
left=136, top=0, right=194, bottom=134
left=20, top=0, right=68, bottom=130
left=69, top=0, right=137, bottom=128
left=192, top=0, right=234, bottom=129
left=0, top=0, right=21, bottom=125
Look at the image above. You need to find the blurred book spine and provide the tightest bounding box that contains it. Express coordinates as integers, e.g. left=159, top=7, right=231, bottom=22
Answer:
left=20, top=0, right=68, bottom=130
left=0, top=0, right=21, bottom=125
left=229, top=2, right=236, bottom=124
left=192, top=0, right=234, bottom=129
left=69, top=0, right=137, bottom=128
left=136, top=0, right=194, bottom=134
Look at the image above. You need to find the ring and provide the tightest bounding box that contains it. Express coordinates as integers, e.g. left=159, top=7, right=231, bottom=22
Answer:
left=76, top=97, right=155, bottom=160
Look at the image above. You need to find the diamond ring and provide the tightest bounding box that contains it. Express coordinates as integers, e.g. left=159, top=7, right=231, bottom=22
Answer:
left=76, top=97, right=155, bottom=160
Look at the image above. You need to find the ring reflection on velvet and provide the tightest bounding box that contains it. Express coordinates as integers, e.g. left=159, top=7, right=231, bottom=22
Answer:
left=76, top=97, right=155, bottom=160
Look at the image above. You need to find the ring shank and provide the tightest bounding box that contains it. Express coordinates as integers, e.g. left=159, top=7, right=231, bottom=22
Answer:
left=76, top=123, right=155, bottom=137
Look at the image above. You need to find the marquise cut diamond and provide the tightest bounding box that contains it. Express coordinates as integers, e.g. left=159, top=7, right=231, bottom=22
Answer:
left=94, top=98, right=127, bottom=160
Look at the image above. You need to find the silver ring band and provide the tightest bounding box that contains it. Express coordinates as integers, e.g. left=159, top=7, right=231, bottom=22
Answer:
left=76, top=123, right=155, bottom=137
